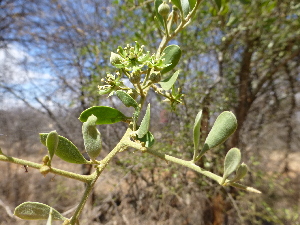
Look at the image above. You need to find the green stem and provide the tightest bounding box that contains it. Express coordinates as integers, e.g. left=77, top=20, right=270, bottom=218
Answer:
left=145, top=148, right=261, bottom=194
left=69, top=182, right=94, bottom=224
left=0, top=154, right=91, bottom=183
left=163, top=16, right=169, bottom=38
left=166, top=11, right=174, bottom=35
left=142, top=68, right=151, bottom=86
left=69, top=130, right=131, bottom=224
left=137, top=82, right=147, bottom=108
left=156, top=0, right=202, bottom=57
left=136, top=83, right=145, bottom=99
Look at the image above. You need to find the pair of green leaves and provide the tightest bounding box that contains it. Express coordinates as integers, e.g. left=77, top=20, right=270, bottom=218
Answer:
left=222, top=148, right=248, bottom=185
left=14, top=202, right=66, bottom=223
left=80, top=99, right=153, bottom=147
left=40, top=106, right=132, bottom=164
left=157, top=45, right=182, bottom=104
left=192, top=110, right=248, bottom=184
left=114, top=91, right=153, bottom=146
left=40, top=93, right=153, bottom=164
left=193, top=111, right=238, bottom=161
left=40, top=133, right=88, bottom=164
left=112, top=91, right=152, bottom=145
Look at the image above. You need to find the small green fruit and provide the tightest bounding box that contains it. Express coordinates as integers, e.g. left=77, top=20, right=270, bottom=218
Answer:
left=158, top=2, right=170, bottom=17
left=129, top=72, right=141, bottom=84
left=149, top=72, right=161, bottom=83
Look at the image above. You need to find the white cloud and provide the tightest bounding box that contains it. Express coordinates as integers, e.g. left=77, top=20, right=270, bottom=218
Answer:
left=0, top=44, right=52, bottom=85
left=0, top=44, right=54, bottom=109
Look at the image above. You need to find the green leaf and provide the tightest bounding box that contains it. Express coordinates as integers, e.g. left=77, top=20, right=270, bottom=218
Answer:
left=198, top=111, right=237, bottom=159
left=161, top=45, right=182, bottom=74
left=137, top=131, right=155, bottom=147
left=171, top=0, right=182, bottom=12
left=117, top=46, right=126, bottom=58
left=155, top=0, right=164, bottom=28
left=219, top=2, right=229, bottom=16
left=214, top=0, right=222, bottom=10
left=180, top=0, right=190, bottom=17
left=82, top=115, right=102, bottom=161
left=189, top=0, right=197, bottom=9
left=136, top=104, right=151, bottom=138
left=159, top=70, right=180, bottom=90
left=171, top=0, right=194, bottom=16
left=46, top=130, right=58, bottom=161
left=193, top=110, right=202, bottom=154
left=229, top=162, right=248, bottom=183
left=40, top=133, right=88, bottom=164
left=14, top=202, right=66, bottom=221
left=226, top=15, right=237, bottom=27
left=239, top=0, right=251, bottom=4
left=79, top=106, right=130, bottom=125
left=115, top=90, right=139, bottom=109
left=221, top=148, right=241, bottom=184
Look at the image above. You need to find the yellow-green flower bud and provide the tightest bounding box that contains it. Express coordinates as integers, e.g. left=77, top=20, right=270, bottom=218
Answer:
left=40, top=165, right=51, bottom=176
left=62, top=220, right=71, bottom=225
left=110, top=52, right=122, bottom=65
left=173, top=5, right=179, bottom=12
left=158, top=2, right=170, bottom=17
left=42, top=155, right=50, bottom=165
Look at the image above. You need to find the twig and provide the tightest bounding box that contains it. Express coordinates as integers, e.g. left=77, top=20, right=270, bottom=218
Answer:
left=0, top=198, right=14, bottom=218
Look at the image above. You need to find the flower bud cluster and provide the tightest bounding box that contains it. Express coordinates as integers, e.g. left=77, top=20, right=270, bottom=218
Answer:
left=98, top=72, right=123, bottom=96
left=108, top=41, right=171, bottom=86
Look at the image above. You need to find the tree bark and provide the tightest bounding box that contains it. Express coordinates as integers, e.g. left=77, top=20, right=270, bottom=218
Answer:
left=231, top=39, right=255, bottom=147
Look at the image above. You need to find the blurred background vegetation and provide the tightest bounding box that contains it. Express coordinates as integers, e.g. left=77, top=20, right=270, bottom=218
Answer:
left=0, top=0, right=299, bottom=224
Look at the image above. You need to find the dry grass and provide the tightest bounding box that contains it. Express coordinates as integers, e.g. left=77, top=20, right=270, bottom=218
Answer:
left=1, top=147, right=300, bottom=225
